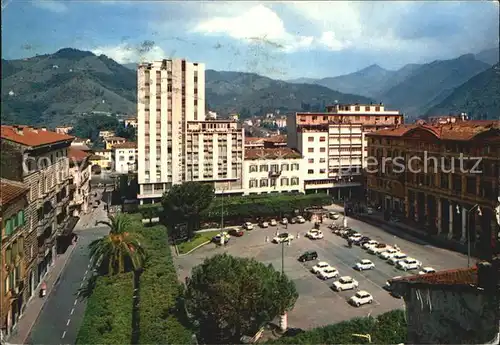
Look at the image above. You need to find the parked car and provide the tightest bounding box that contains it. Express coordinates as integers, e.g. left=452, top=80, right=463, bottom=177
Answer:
left=212, top=232, right=230, bottom=244
left=388, top=252, right=408, bottom=265
left=269, top=219, right=278, bottom=226
left=332, top=276, right=359, bottom=291
left=290, top=217, right=297, bottom=224
left=348, top=233, right=363, bottom=243
left=306, top=229, right=324, bottom=240
left=296, top=216, right=306, bottom=224
left=260, top=221, right=269, bottom=228
left=362, top=240, right=379, bottom=249
left=243, top=222, right=254, bottom=230
left=368, top=243, right=390, bottom=254
left=349, top=291, right=374, bottom=307
left=379, top=248, right=400, bottom=260
left=273, top=233, right=295, bottom=243
left=281, top=218, right=288, bottom=225
left=329, top=211, right=340, bottom=220
left=396, top=258, right=422, bottom=271
left=311, top=261, right=331, bottom=274
left=419, top=267, right=436, bottom=275
left=228, top=228, right=244, bottom=237
left=354, top=259, right=375, bottom=271
left=318, top=267, right=339, bottom=280
left=298, top=250, right=318, bottom=262
left=358, top=236, right=371, bottom=246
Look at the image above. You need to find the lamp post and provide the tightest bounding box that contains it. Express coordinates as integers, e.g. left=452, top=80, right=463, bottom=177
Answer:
left=279, top=239, right=287, bottom=332
left=220, top=186, right=226, bottom=246
left=456, top=204, right=482, bottom=267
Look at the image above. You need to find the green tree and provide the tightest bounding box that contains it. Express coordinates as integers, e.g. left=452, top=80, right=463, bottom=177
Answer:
left=161, top=181, right=214, bottom=239
left=185, top=253, right=298, bottom=344
left=70, top=114, right=119, bottom=141
left=115, top=122, right=136, bottom=141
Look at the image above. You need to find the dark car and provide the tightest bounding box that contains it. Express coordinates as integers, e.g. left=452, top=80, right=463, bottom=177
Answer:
left=358, top=236, right=371, bottom=246
left=228, top=228, right=244, bottom=237
left=298, top=250, right=318, bottom=262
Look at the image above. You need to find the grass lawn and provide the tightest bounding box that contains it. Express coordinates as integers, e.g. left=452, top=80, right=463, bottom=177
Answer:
left=176, top=230, right=223, bottom=254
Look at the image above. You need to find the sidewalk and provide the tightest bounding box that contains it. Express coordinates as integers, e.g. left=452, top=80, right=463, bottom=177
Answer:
left=7, top=243, right=77, bottom=345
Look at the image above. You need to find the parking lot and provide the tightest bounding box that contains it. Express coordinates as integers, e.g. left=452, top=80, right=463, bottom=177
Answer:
left=174, top=211, right=469, bottom=330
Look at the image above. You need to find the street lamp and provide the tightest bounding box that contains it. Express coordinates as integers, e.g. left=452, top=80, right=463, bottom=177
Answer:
left=456, top=204, right=482, bottom=267
left=279, top=238, right=287, bottom=332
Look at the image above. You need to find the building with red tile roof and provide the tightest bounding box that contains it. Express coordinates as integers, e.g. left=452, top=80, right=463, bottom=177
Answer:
left=0, top=179, right=28, bottom=208
left=1, top=125, right=74, bottom=147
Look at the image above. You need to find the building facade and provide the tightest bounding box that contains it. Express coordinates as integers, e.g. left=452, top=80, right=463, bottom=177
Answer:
left=67, top=148, right=91, bottom=217
left=112, top=142, right=137, bottom=174
left=0, top=179, right=30, bottom=337
left=366, top=120, right=500, bottom=258
left=124, top=117, right=138, bottom=129
left=0, top=125, right=73, bottom=298
left=90, top=149, right=112, bottom=170
left=137, top=58, right=245, bottom=203
left=243, top=148, right=305, bottom=195
left=55, top=126, right=73, bottom=135
left=104, top=136, right=126, bottom=150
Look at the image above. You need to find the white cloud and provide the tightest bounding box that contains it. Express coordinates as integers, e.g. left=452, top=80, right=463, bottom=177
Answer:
left=91, top=43, right=167, bottom=63
left=192, top=4, right=314, bottom=53
left=32, top=0, right=68, bottom=13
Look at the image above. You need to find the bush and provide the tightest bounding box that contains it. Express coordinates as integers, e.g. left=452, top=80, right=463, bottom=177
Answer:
left=270, top=310, right=407, bottom=344
left=76, top=273, right=134, bottom=344
left=133, top=223, right=193, bottom=344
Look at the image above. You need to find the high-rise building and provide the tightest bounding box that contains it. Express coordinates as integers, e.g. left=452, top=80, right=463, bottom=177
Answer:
left=287, top=103, right=403, bottom=199
left=137, top=59, right=244, bottom=203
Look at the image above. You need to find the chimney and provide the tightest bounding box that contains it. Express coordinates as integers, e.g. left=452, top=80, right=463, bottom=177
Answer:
left=12, top=125, right=24, bottom=136
left=477, top=261, right=496, bottom=291
left=40, top=127, right=47, bottom=131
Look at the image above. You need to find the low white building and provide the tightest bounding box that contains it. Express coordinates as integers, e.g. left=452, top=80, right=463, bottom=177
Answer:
left=112, top=142, right=137, bottom=174
left=242, top=147, right=305, bottom=195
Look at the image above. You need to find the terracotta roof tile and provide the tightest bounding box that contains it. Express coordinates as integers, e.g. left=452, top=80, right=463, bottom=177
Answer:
left=245, top=137, right=265, bottom=144
left=112, top=142, right=137, bottom=149
left=245, top=148, right=302, bottom=160
left=392, top=267, right=478, bottom=286
left=1, top=125, right=74, bottom=147
left=0, top=179, right=28, bottom=207
left=68, top=148, right=90, bottom=162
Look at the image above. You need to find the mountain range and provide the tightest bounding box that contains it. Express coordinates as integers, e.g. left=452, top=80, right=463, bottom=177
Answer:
left=1, top=47, right=498, bottom=127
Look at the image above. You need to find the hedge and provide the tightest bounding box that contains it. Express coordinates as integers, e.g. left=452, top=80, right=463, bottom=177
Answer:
left=133, top=222, right=193, bottom=344
left=270, top=310, right=407, bottom=344
left=76, top=273, right=134, bottom=344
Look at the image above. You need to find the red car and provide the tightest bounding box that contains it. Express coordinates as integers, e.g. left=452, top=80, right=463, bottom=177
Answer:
left=228, top=228, right=244, bottom=237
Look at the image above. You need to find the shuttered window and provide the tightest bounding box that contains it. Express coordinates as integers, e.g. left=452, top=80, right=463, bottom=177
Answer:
left=18, top=210, right=25, bottom=226
left=5, top=248, right=11, bottom=264
left=18, top=237, right=24, bottom=257
left=12, top=216, right=18, bottom=230
left=5, top=219, right=13, bottom=236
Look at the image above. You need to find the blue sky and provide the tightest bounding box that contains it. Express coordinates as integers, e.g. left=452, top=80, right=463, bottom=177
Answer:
left=2, top=1, right=498, bottom=79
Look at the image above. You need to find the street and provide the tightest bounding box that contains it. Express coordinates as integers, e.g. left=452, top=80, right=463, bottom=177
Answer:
left=26, top=189, right=110, bottom=345
left=175, top=209, right=469, bottom=330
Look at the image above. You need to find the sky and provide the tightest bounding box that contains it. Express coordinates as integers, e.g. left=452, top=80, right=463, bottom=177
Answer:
left=2, top=0, right=499, bottom=79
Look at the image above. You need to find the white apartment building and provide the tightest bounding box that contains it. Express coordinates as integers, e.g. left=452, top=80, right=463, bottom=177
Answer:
left=137, top=58, right=244, bottom=203
left=243, top=148, right=305, bottom=195
left=112, top=142, right=137, bottom=174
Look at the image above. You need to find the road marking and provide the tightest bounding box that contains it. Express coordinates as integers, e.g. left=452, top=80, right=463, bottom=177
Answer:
left=67, top=319, right=71, bottom=326
left=62, top=331, right=66, bottom=339
left=70, top=308, right=74, bottom=315
left=74, top=299, right=78, bottom=306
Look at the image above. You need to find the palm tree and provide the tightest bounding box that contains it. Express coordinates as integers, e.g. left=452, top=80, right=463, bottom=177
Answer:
left=89, top=214, right=146, bottom=344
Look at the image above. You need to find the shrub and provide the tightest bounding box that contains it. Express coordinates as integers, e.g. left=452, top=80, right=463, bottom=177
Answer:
left=76, top=273, right=134, bottom=344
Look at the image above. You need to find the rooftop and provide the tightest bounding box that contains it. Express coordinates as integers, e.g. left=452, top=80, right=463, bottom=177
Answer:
left=245, top=147, right=302, bottom=160
left=1, top=125, right=74, bottom=147
left=0, top=178, right=28, bottom=207
left=112, top=142, right=137, bottom=149
left=264, top=135, right=287, bottom=143
left=104, top=136, right=126, bottom=141
left=245, top=137, right=265, bottom=144
left=391, top=267, right=478, bottom=286
left=68, top=148, right=90, bottom=162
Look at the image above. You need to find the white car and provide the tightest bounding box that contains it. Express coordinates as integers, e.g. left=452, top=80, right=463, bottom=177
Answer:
left=273, top=233, right=294, bottom=243
left=388, top=252, right=408, bottom=265
left=329, top=212, right=340, bottom=220
left=281, top=218, right=288, bottom=225
left=397, top=258, right=422, bottom=271
left=243, top=222, right=254, bottom=230
left=368, top=244, right=390, bottom=254
left=296, top=216, right=306, bottom=224
left=318, top=267, right=339, bottom=280
left=269, top=219, right=277, bottom=226
left=354, top=259, right=375, bottom=271
left=332, top=276, right=359, bottom=291
left=362, top=240, right=379, bottom=249
left=311, top=261, right=331, bottom=274
left=379, top=248, right=400, bottom=260
left=349, top=290, right=374, bottom=307
left=260, top=221, right=269, bottom=228
left=348, top=233, right=363, bottom=242
left=419, top=267, right=436, bottom=275
left=306, top=229, right=324, bottom=239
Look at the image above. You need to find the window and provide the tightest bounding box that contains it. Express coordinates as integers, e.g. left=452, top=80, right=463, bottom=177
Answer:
left=280, top=177, right=289, bottom=186
left=355, top=106, right=360, bottom=111
left=320, top=147, right=326, bottom=153
left=320, top=158, right=326, bottom=163
left=259, top=165, right=268, bottom=172
left=249, top=179, right=258, bottom=188
left=308, top=148, right=314, bottom=153
left=5, top=219, right=13, bottom=236
left=308, top=137, right=314, bottom=142
left=119, top=156, right=125, bottom=161
left=291, top=163, right=299, bottom=171
left=281, top=164, right=289, bottom=171
left=308, top=158, right=314, bottom=164
left=319, top=169, right=326, bottom=174
left=319, top=137, right=326, bottom=142
left=291, top=177, right=299, bottom=185
left=308, top=169, right=314, bottom=174
left=365, top=106, right=370, bottom=111
left=249, top=165, right=258, bottom=173
left=260, top=179, right=268, bottom=187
